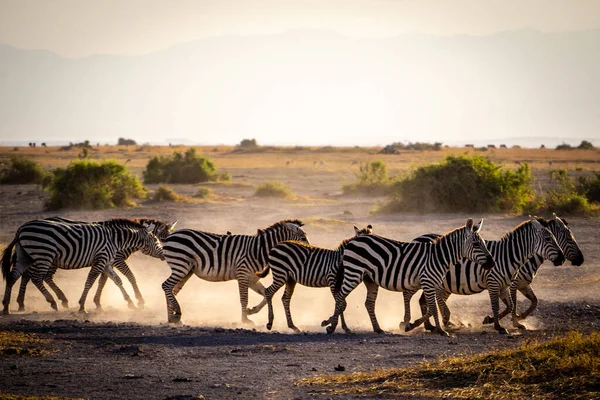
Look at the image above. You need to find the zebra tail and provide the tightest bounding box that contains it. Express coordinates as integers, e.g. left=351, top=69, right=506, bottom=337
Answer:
left=256, top=265, right=271, bottom=278
left=334, top=262, right=345, bottom=293
left=1, top=236, right=17, bottom=280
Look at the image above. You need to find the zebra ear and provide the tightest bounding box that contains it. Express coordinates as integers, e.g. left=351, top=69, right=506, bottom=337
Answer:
left=354, top=225, right=360, bottom=235
left=465, top=218, right=474, bottom=231
left=473, top=219, right=483, bottom=233
left=530, top=219, right=543, bottom=229
left=169, top=220, right=178, bottom=231
left=145, top=223, right=156, bottom=232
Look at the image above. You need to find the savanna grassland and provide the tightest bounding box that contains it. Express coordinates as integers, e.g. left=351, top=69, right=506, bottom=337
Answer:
left=0, top=144, right=599, bottom=399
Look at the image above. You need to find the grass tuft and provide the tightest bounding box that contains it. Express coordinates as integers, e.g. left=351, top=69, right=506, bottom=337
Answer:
left=151, top=185, right=188, bottom=202
left=255, top=181, right=295, bottom=199
left=298, top=331, right=600, bottom=399
left=0, top=331, right=51, bottom=357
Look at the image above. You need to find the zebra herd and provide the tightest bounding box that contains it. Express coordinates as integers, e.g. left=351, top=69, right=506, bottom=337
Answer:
left=1, top=214, right=583, bottom=336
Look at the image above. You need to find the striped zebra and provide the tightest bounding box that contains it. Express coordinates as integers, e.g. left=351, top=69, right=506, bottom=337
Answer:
left=481, top=214, right=583, bottom=325
left=322, top=218, right=496, bottom=336
left=409, top=217, right=565, bottom=334
left=1, top=218, right=164, bottom=314
left=255, top=224, right=373, bottom=333
left=161, top=219, right=309, bottom=324
left=14, top=217, right=177, bottom=311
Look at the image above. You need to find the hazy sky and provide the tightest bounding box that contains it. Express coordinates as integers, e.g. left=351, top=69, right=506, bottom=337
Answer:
left=1, top=0, right=600, bottom=57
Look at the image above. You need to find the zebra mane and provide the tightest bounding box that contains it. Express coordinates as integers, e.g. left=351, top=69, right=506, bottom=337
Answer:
left=259, top=219, right=304, bottom=233
left=499, top=219, right=540, bottom=242
left=102, top=218, right=148, bottom=230
left=430, top=225, right=467, bottom=244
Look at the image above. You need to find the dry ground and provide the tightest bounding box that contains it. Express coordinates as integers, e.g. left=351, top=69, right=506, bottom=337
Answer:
left=0, top=146, right=599, bottom=399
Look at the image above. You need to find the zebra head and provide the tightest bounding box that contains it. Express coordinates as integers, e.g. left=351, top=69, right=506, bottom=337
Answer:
left=462, top=218, right=495, bottom=270
left=138, top=219, right=177, bottom=242
left=529, top=217, right=565, bottom=266
left=548, top=213, right=584, bottom=266
left=353, top=224, right=373, bottom=236
left=137, top=230, right=165, bottom=261
left=281, top=220, right=310, bottom=244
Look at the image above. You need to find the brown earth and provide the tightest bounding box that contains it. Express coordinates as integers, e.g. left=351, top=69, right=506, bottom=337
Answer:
left=0, top=149, right=599, bottom=399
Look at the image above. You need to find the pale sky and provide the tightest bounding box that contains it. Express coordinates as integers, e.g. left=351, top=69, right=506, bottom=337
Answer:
left=1, top=0, right=600, bottom=57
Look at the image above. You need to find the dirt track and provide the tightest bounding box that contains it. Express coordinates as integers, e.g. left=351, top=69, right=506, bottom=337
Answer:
left=1, top=180, right=599, bottom=399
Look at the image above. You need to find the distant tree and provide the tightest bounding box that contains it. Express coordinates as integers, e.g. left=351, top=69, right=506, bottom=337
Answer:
left=540, top=144, right=546, bottom=149
left=238, top=138, right=258, bottom=149
left=41, top=142, right=47, bottom=147
left=578, top=140, right=594, bottom=150
left=556, top=143, right=573, bottom=150
left=118, top=138, right=137, bottom=146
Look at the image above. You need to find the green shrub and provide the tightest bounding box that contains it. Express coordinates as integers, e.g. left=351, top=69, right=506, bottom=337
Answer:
left=382, top=155, right=534, bottom=213
left=578, top=140, right=595, bottom=150
left=45, top=160, right=145, bottom=210
left=193, top=187, right=213, bottom=199
left=343, top=160, right=392, bottom=195
left=0, top=156, right=48, bottom=184
left=255, top=181, right=295, bottom=199
left=556, top=142, right=573, bottom=150
left=143, top=148, right=216, bottom=184
left=217, top=171, right=231, bottom=182
left=578, top=172, right=600, bottom=203
left=388, top=142, right=443, bottom=151
left=152, top=185, right=186, bottom=202
left=527, top=169, right=598, bottom=216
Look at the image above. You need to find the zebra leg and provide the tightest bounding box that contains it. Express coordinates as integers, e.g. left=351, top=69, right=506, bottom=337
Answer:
left=517, top=285, right=538, bottom=320
left=102, top=265, right=136, bottom=310
left=487, top=285, right=509, bottom=334
left=509, top=287, right=527, bottom=330
left=237, top=274, right=255, bottom=326
left=173, top=270, right=194, bottom=296
left=3, top=269, right=25, bottom=314
left=93, top=272, right=109, bottom=310
left=482, top=291, right=512, bottom=324
left=330, top=287, right=351, bottom=334
left=162, top=266, right=191, bottom=324
left=322, top=270, right=362, bottom=334
left=247, top=279, right=267, bottom=316
left=408, top=287, right=449, bottom=336
left=114, top=259, right=145, bottom=309
left=78, top=263, right=112, bottom=313
left=363, top=277, right=385, bottom=334
left=282, top=281, right=300, bottom=332
left=17, top=269, right=31, bottom=311
left=401, top=290, right=416, bottom=331
left=29, top=265, right=58, bottom=311
left=45, top=273, right=69, bottom=309
left=437, top=291, right=454, bottom=328
left=416, top=291, right=436, bottom=331
left=264, top=283, right=281, bottom=331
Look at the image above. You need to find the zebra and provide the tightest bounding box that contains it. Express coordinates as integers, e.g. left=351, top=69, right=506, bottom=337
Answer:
left=2, top=218, right=164, bottom=314
left=161, top=219, right=309, bottom=324
left=322, top=218, right=496, bottom=336
left=14, top=217, right=177, bottom=311
left=255, top=224, right=373, bottom=333
left=480, top=213, right=583, bottom=324
left=408, top=217, right=565, bottom=334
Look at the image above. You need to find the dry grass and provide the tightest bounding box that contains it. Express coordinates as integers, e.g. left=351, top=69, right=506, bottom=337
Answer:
left=297, top=331, right=600, bottom=399
left=0, top=395, right=84, bottom=400
left=0, top=331, right=51, bottom=357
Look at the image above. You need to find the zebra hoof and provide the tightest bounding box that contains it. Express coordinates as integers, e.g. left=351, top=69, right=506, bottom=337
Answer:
left=127, top=302, right=136, bottom=310
left=50, top=302, right=58, bottom=311
left=18, top=304, right=25, bottom=312
left=266, top=322, right=273, bottom=331
left=498, top=328, right=509, bottom=335
left=424, top=324, right=435, bottom=332
left=515, top=323, right=527, bottom=331
left=137, top=302, right=145, bottom=310
left=482, top=316, right=493, bottom=325
left=434, top=328, right=450, bottom=337
left=168, top=315, right=182, bottom=324
left=326, top=326, right=335, bottom=335
left=242, top=318, right=255, bottom=327
left=290, top=326, right=301, bottom=333
left=342, top=328, right=353, bottom=334
left=405, top=323, right=415, bottom=332
left=2, top=308, right=10, bottom=315
left=61, top=301, right=69, bottom=309
left=374, top=328, right=387, bottom=334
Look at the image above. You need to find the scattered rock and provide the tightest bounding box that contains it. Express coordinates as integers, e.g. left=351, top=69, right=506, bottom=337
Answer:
left=334, top=364, right=345, bottom=372
left=172, top=377, right=193, bottom=382
left=115, top=345, right=142, bottom=356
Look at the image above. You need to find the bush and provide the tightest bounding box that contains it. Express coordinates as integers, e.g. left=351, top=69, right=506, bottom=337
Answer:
left=118, top=138, right=137, bottom=146
left=45, top=160, right=145, bottom=210
left=343, top=160, right=392, bottom=195
left=556, top=142, right=573, bottom=150
left=388, top=142, right=443, bottom=151
left=525, top=169, right=597, bottom=216
left=152, top=185, right=186, bottom=202
left=578, top=172, right=600, bottom=203
left=143, top=148, right=216, bottom=184
left=193, top=187, right=213, bottom=199
left=255, top=181, right=295, bottom=199
left=382, top=155, right=534, bottom=213
left=578, top=140, right=595, bottom=150
left=0, top=156, right=48, bottom=184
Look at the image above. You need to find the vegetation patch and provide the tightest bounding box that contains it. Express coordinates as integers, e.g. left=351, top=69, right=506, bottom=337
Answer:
left=45, top=160, right=145, bottom=210
left=0, top=156, right=48, bottom=185
left=526, top=169, right=600, bottom=216
left=255, top=181, right=295, bottom=199
left=193, top=186, right=214, bottom=199
left=0, top=331, right=51, bottom=357
left=298, top=331, right=600, bottom=399
left=0, top=394, right=84, bottom=400
left=381, top=155, right=534, bottom=213
left=342, top=160, right=393, bottom=195
left=143, top=148, right=216, bottom=184
left=151, top=185, right=188, bottom=202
